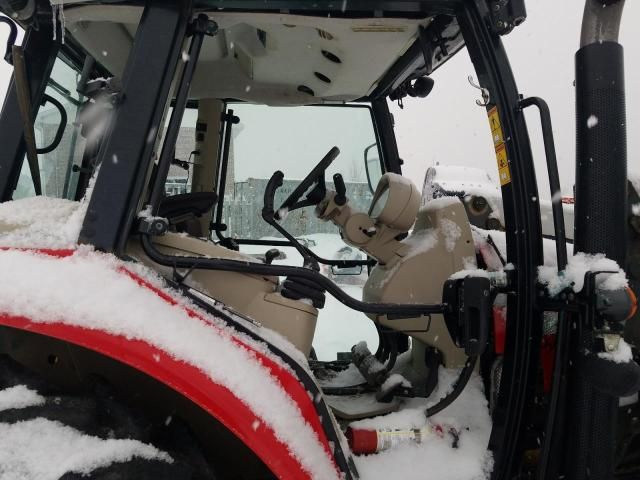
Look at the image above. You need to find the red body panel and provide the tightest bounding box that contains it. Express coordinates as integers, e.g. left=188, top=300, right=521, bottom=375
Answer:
left=493, top=305, right=507, bottom=355
left=0, top=248, right=338, bottom=480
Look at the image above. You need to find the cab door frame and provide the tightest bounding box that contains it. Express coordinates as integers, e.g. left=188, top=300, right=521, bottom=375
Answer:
left=0, top=23, right=57, bottom=201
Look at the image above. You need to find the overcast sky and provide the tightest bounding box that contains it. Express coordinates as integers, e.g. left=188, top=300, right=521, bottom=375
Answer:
left=392, top=0, right=639, bottom=197
left=0, top=0, right=637, bottom=200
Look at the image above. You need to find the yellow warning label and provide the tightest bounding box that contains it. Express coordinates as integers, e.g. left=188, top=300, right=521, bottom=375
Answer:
left=496, top=144, right=511, bottom=186
left=488, top=106, right=511, bottom=185
left=488, top=106, right=504, bottom=147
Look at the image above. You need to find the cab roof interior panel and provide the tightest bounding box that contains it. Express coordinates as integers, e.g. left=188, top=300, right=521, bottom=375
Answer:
left=56, top=2, right=463, bottom=104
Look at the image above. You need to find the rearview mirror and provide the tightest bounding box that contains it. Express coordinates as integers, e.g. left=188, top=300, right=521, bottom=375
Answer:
left=330, top=264, right=364, bottom=276
left=330, top=246, right=365, bottom=277
left=364, top=143, right=382, bottom=194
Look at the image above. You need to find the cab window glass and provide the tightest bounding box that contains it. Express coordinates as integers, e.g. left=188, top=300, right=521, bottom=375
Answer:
left=219, top=104, right=383, bottom=248
left=162, top=107, right=199, bottom=196
left=14, top=56, right=85, bottom=200
left=217, top=103, right=383, bottom=359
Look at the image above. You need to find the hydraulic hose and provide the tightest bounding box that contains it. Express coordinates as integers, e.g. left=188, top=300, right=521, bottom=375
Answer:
left=140, top=234, right=446, bottom=318
left=426, top=356, right=477, bottom=417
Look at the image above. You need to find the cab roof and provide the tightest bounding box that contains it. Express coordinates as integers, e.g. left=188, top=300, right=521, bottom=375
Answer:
left=27, top=1, right=466, bottom=105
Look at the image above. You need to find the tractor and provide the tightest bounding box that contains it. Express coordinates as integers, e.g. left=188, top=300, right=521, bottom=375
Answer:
left=0, top=0, right=638, bottom=479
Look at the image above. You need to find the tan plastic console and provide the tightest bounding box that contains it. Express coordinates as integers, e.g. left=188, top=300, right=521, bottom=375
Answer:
left=364, top=199, right=476, bottom=368
left=127, top=233, right=318, bottom=355
left=318, top=173, right=476, bottom=368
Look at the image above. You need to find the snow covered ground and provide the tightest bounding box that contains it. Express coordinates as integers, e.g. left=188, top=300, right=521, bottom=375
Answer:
left=322, top=357, right=493, bottom=480
left=351, top=369, right=493, bottom=480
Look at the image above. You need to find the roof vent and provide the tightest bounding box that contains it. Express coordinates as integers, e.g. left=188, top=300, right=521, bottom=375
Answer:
left=297, top=85, right=315, bottom=96
left=314, top=72, right=331, bottom=84
left=321, top=50, right=341, bottom=64
left=316, top=28, right=334, bottom=40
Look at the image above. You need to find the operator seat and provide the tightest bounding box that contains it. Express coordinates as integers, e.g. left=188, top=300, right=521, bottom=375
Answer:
left=158, top=192, right=218, bottom=237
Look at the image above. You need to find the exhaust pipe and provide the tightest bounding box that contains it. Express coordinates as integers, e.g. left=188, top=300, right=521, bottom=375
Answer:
left=575, top=0, right=626, bottom=259
left=569, top=1, right=631, bottom=479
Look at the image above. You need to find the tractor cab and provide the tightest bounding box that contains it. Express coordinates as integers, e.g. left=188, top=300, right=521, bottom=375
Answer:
left=0, top=1, right=638, bottom=479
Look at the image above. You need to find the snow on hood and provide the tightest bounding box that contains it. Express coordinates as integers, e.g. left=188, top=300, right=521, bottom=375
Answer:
left=0, top=197, right=86, bottom=249
left=0, top=248, right=340, bottom=480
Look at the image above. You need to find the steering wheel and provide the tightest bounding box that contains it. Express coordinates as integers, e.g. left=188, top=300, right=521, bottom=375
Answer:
left=275, top=146, right=340, bottom=219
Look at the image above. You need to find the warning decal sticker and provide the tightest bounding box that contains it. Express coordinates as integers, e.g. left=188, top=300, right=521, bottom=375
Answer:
left=488, top=106, right=511, bottom=186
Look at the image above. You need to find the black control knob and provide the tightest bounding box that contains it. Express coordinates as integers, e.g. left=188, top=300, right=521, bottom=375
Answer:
left=333, top=173, right=347, bottom=206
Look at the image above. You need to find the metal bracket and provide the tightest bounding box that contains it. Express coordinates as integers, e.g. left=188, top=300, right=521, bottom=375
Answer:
left=188, top=15, right=218, bottom=37
left=599, top=333, right=621, bottom=353
left=138, top=216, right=169, bottom=236
left=487, top=0, right=527, bottom=36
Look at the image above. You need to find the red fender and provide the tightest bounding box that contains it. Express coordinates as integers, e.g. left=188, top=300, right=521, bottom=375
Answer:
left=0, top=248, right=338, bottom=480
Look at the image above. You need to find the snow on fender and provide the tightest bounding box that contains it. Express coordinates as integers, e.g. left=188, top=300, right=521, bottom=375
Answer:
left=0, top=247, right=342, bottom=480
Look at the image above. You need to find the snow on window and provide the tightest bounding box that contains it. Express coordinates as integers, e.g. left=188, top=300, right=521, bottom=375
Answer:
left=0, top=417, right=172, bottom=480
left=0, top=249, right=339, bottom=480
left=0, top=385, right=45, bottom=411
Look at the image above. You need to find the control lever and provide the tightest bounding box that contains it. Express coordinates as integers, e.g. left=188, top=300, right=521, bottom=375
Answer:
left=262, top=170, right=319, bottom=271
left=333, top=173, right=347, bottom=206
left=265, top=248, right=282, bottom=265
left=262, top=170, right=284, bottom=222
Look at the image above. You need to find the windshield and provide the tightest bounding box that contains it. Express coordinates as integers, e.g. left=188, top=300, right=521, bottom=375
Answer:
left=218, top=103, right=383, bottom=243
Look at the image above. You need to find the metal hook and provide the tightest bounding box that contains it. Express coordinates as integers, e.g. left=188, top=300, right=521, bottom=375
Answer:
left=468, top=75, right=490, bottom=107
